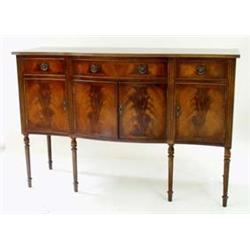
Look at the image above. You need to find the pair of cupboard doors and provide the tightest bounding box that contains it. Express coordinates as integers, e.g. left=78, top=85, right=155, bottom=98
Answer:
left=23, top=79, right=167, bottom=141
left=19, top=56, right=230, bottom=146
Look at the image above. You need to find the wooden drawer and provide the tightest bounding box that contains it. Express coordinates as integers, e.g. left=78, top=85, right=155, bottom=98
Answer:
left=176, top=59, right=227, bottom=80
left=22, top=58, right=65, bottom=75
left=72, top=59, right=167, bottom=79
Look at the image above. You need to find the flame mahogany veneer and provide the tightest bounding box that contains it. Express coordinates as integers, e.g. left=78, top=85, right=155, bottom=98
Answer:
left=13, top=48, right=240, bottom=207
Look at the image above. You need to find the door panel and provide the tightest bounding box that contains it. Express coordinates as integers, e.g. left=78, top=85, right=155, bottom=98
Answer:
left=73, top=81, right=117, bottom=139
left=119, top=83, right=166, bottom=140
left=24, top=79, right=69, bottom=133
left=175, top=84, right=225, bottom=144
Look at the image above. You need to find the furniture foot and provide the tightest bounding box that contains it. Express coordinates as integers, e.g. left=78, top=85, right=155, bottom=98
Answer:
left=167, top=144, right=174, bottom=201
left=71, top=138, right=78, bottom=192
left=222, top=147, right=231, bottom=207
left=24, top=135, right=32, bottom=187
left=47, top=135, right=53, bottom=170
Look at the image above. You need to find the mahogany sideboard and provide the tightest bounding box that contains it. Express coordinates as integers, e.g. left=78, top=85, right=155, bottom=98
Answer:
left=12, top=48, right=240, bottom=207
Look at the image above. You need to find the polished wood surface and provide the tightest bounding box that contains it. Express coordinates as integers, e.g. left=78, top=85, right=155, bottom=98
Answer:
left=47, top=135, right=52, bottom=170
left=23, top=79, right=69, bottom=134
left=73, top=81, right=117, bottom=139
left=223, top=147, right=231, bottom=207
left=119, top=83, right=166, bottom=140
left=12, top=47, right=240, bottom=58
left=175, top=84, right=226, bottom=145
left=72, top=59, right=167, bottom=79
left=23, top=57, right=65, bottom=75
left=176, top=59, right=227, bottom=80
left=167, top=144, right=174, bottom=201
left=14, top=49, right=239, bottom=207
left=24, top=135, right=32, bottom=188
left=71, top=138, right=78, bottom=192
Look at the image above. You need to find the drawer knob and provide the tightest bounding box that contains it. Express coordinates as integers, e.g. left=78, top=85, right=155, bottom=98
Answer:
left=176, top=105, right=181, bottom=118
left=40, top=63, right=49, bottom=72
left=119, top=104, right=123, bottom=114
left=63, top=100, right=67, bottom=111
left=137, top=64, right=148, bottom=74
left=90, top=64, right=100, bottom=73
left=196, top=65, right=206, bottom=75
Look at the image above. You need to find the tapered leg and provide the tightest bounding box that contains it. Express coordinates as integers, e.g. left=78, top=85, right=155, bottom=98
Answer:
left=24, top=135, right=32, bottom=187
left=47, top=135, right=52, bottom=170
left=222, top=147, right=231, bottom=207
left=71, top=138, right=78, bottom=192
left=167, top=144, right=174, bottom=201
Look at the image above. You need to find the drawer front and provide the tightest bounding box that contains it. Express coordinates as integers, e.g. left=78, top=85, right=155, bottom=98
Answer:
left=72, top=60, right=167, bottom=78
left=176, top=59, right=227, bottom=80
left=22, top=58, right=65, bottom=75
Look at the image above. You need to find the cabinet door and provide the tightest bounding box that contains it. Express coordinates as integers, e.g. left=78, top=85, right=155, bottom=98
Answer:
left=24, top=79, right=69, bottom=133
left=175, top=84, right=225, bottom=145
left=119, top=83, right=166, bottom=140
left=73, top=81, right=117, bottom=139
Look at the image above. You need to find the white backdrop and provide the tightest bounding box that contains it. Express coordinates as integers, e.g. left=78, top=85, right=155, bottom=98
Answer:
left=2, top=36, right=250, bottom=213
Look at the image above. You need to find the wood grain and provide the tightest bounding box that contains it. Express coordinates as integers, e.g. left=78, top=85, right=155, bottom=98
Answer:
left=72, top=59, right=167, bottom=79
left=175, top=84, right=226, bottom=145
left=24, top=79, right=69, bottom=133
left=23, top=57, right=65, bottom=75
left=176, top=59, right=227, bottom=80
left=14, top=53, right=238, bottom=207
left=119, top=83, right=166, bottom=140
left=73, top=81, right=117, bottom=139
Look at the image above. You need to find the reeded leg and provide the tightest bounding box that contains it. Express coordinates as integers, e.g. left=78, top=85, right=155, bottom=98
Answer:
left=47, top=135, right=52, bottom=170
left=24, top=135, right=32, bottom=187
left=167, top=144, right=174, bottom=201
left=222, top=147, right=231, bottom=207
left=71, top=137, right=78, bottom=192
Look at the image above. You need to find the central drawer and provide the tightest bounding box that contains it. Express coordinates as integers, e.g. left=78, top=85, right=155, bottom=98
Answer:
left=72, top=59, right=167, bottom=79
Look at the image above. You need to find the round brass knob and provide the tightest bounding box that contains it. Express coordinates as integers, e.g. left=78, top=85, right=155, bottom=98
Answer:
left=90, top=64, right=100, bottom=73
left=196, top=65, right=206, bottom=75
left=40, top=63, right=49, bottom=72
left=137, top=64, right=148, bottom=74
